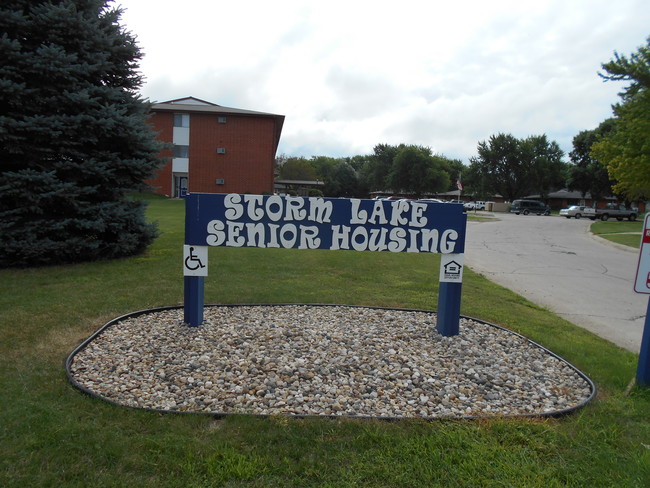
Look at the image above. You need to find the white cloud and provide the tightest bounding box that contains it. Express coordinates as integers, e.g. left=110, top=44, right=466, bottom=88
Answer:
left=119, top=0, right=650, bottom=162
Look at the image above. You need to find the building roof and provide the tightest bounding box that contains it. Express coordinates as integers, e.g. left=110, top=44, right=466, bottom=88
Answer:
left=524, top=189, right=616, bottom=201
left=152, top=97, right=282, bottom=117
left=151, top=97, right=285, bottom=150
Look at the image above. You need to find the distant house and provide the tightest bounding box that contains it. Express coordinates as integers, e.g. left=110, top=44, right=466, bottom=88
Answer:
left=147, top=97, right=284, bottom=198
left=274, top=179, right=325, bottom=196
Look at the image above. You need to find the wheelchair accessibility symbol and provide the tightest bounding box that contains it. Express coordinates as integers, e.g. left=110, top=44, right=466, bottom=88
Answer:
left=183, top=245, right=208, bottom=276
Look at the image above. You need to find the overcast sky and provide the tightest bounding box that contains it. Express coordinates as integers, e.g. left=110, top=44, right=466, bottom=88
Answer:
left=118, top=0, right=649, bottom=163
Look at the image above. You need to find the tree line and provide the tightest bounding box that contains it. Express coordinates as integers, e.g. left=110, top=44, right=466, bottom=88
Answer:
left=276, top=145, right=464, bottom=199
left=276, top=134, right=570, bottom=201
left=278, top=37, right=650, bottom=205
left=1, top=0, right=647, bottom=267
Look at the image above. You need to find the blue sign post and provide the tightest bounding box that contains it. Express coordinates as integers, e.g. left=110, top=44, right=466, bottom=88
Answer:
left=632, top=213, right=650, bottom=387
left=183, top=193, right=467, bottom=334
left=637, top=299, right=650, bottom=387
left=437, top=282, right=463, bottom=336
left=183, top=275, right=204, bottom=326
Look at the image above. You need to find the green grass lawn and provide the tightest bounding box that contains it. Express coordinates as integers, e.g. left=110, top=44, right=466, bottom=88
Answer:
left=1, top=194, right=648, bottom=487
left=590, top=220, right=644, bottom=249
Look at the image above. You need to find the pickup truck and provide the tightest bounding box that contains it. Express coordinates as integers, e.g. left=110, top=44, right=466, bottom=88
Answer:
left=463, top=201, right=486, bottom=211
left=587, top=204, right=637, bottom=221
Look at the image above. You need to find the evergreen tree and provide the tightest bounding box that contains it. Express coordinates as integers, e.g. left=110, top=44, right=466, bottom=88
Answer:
left=0, top=0, right=164, bottom=267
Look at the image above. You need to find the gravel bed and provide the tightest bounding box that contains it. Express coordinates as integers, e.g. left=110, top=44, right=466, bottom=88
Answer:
left=68, top=305, right=594, bottom=419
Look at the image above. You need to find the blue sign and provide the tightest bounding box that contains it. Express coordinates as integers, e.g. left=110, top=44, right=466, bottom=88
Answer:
left=185, top=193, right=466, bottom=254
left=184, top=193, right=467, bottom=335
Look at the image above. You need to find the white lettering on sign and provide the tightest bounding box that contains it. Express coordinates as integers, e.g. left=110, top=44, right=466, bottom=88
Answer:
left=207, top=220, right=322, bottom=249
left=350, top=199, right=428, bottom=227
left=205, top=194, right=462, bottom=254
left=207, top=220, right=458, bottom=253
left=224, top=194, right=333, bottom=224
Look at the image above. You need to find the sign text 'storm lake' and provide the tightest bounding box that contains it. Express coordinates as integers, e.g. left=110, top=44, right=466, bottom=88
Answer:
left=187, top=193, right=466, bottom=254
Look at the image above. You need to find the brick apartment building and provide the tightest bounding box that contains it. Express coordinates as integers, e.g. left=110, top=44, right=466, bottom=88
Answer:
left=147, top=97, right=284, bottom=197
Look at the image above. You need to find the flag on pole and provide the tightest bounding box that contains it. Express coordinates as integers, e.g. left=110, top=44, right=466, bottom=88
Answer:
left=456, top=177, right=463, bottom=191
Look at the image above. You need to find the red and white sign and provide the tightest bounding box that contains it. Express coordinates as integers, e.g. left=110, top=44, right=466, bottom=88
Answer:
left=634, top=214, right=650, bottom=293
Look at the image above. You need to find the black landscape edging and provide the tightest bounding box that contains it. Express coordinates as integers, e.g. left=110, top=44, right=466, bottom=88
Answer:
left=65, top=303, right=597, bottom=421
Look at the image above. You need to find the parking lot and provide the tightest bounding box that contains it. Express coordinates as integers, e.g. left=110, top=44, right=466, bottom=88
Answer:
left=464, top=212, right=646, bottom=353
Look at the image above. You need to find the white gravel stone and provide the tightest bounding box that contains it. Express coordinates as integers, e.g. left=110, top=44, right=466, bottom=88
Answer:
left=69, top=305, right=594, bottom=419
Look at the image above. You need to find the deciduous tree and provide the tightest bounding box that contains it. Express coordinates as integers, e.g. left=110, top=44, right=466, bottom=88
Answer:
left=278, top=157, right=317, bottom=181
left=443, top=158, right=465, bottom=193
left=591, top=37, right=650, bottom=200
left=468, top=133, right=566, bottom=201
left=359, top=144, right=400, bottom=192
left=521, top=135, right=566, bottom=199
left=567, top=122, right=615, bottom=201
left=468, top=133, right=526, bottom=201
left=388, top=146, right=450, bottom=198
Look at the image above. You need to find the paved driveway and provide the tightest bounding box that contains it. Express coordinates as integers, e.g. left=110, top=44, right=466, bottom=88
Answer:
left=464, top=212, right=647, bottom=353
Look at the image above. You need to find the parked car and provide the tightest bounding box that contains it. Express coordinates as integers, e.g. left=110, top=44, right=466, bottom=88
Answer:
left=464, top=201, right=486, bottom=210
left=559, top=205, right=589, bottom=219
left=510, top=199, right=551, bottom=216
left=418, top=198, right=444, bottom=203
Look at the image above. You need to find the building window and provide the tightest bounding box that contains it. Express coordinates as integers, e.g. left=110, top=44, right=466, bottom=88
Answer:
left=218, top=116, right=227, bottom=124
left=173, top=113, right=190, bottom=128
left=216, top=147, right=226, bottom=154
left=173, top=145, right=189, bottom=158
